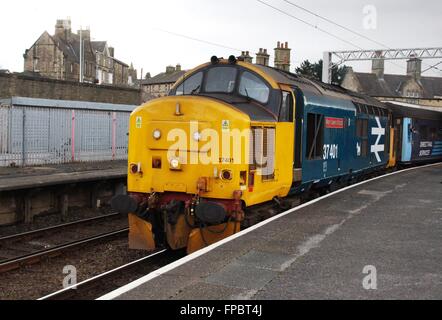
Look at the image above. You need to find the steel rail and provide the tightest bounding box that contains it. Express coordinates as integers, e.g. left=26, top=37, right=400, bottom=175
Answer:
left=0, top=212, right=121, bottom=243
left=0, top=228, right=129, bottom=273
left=38, top=249, right=168, bottom=300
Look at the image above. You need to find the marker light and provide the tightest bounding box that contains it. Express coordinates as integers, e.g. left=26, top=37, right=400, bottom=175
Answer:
left=170, top=158, right=181, bottom=170
left=153, top=129, right=161, bottom=140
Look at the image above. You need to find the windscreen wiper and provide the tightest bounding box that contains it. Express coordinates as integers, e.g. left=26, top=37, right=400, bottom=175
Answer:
left=190, top=85, right=201, bottom=95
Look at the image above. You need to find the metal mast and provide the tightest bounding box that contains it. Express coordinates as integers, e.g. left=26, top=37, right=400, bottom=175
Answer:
left=79, top=28, right=84, bottom=83
left=322, top=47, right=442, bottom=83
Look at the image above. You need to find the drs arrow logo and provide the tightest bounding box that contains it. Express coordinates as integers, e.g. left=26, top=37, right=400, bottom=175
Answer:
left=371, top=117, right=385, bottom=162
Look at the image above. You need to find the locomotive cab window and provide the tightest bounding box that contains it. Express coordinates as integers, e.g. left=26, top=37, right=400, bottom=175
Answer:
left=239, top=71, right=270, bottom=104
left=306, top=113, right=324, bottom=160
left=278, top=91, right=293, bottom=122
left=175, top=72, right=203, bottom=95
left=205, top=67, right=237, bottom=93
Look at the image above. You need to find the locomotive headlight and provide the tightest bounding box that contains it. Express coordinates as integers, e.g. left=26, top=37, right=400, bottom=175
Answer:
left=192, top=131, right=202, bottom=142
left=221, top=169, right=233, bottom=181
left=153, top=129, right=162, bottom=140
left=170, top=158, right=181, bottom=170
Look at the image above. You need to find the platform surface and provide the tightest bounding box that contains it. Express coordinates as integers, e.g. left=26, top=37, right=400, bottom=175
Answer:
left=108, top=163, right=442, bottom=300
left=0, top=161, right=127, bottom=192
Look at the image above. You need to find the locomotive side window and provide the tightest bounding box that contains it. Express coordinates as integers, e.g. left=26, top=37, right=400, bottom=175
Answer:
left=278, top=91, right=293, bottom=122
left=356, top=118, right=369, bottom=157
left=175, top=72, right=203, bottom=95
left=306, top=113, right=324, bottom=160
left=420, top=125, right=429, bottom=140
left=239, top=71, right=270, bottom=104
left=430, top=127, right=437, bottom=140
left=205, top=67, right=237, bottom=93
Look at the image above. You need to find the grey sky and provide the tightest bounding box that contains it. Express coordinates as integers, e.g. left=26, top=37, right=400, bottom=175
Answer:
left=1, top=0, right=441, bottom=77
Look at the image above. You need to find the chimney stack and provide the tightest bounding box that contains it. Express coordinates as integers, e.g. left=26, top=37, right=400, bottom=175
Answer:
left=166, top=65, right=176, bottom=74
left=256, top=48, right=270, bottom=66
left=78, top=27, right=90, bottom=41
left=238, top=51, right=253, bottom=63
left=274, top=41, right=291, bottom=71
left=55, top=19, right=72, bottom=40
left=176, top=64, right=182, bottom=72
left=407, top=55, right=422, bottom=80
left=108, top=47, right=115, bottom=57
left=371, top=50, right=384, bottom=79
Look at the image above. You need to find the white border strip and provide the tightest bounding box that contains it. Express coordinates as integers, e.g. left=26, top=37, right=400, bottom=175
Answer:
left=38, top=250, right=167, bottom=300
left=98, top=163, right=441, bottom=300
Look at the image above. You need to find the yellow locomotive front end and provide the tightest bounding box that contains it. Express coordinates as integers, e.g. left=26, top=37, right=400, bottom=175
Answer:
left=128, top=95, right=251, bottom=253
left=112, top=58, right=295, bottom=254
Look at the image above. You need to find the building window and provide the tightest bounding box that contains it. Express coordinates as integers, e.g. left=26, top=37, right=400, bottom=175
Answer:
left=32, top=57, right=39, bottom=72
left=306, top=113, right=324, bottom=160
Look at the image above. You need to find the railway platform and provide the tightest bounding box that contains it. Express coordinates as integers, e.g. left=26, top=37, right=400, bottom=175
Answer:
left=100, top=163, right=442, bottom=300
left=0, top=161, right=127, bottom=192
left=0, top=161, right=127, bottom=225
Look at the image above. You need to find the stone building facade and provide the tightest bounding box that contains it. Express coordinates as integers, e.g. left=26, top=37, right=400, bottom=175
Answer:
left=92, top=41, right=114, bottom=85
left=113, top=58, right=129, bottom=86
left=341, top=56, right=442, bottom=107
left=24, top=20, right=96, bottom=83
left=23, top=19, right=135, bottom=86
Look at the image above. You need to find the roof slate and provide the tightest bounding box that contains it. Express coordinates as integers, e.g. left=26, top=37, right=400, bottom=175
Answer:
left=140, top=70, right=187, bottom=85
left=352, top=72, right=442, bottom=99
left=91, top=41, right=107, bottom=52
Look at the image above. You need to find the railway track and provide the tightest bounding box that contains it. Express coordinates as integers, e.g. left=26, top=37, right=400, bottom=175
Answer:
left=0, top=229, right=129, bottom=273
left=39, top=177, right=378, bottom=299
left=0, top=213, right=128, bottom=273
left=35, top=171, right=380, bottom=300
left=2, top=166, right=421, bottom=300
left=0, top=212, right=121, bottom=243
left=38, top=249, right=171, bottom=300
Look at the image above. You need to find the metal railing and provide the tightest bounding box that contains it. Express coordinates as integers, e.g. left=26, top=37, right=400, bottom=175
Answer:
left=0, top=98, right=133, bottom=167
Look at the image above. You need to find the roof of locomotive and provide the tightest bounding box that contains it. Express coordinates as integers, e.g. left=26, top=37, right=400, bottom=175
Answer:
left=253, top=64, right=387, bottom=109
left=171, top=60, right=387, bottom=114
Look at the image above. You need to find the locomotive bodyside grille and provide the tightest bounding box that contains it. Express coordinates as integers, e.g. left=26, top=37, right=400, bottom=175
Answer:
left=250, top=126, right=276, bottom=181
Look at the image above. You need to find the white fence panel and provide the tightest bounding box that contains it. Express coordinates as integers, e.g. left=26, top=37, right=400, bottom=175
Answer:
left=0, top=100, right=133, bottom=167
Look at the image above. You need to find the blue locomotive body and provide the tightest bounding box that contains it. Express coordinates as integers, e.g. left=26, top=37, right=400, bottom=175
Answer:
left=291, top=88, right=390, bottom=194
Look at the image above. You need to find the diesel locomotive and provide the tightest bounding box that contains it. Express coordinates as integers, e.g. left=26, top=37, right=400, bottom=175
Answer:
left=112, top=56, right=442, bottom=254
